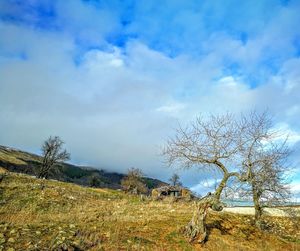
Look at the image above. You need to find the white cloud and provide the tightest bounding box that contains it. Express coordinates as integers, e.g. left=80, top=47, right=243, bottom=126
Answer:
left=289, top=181, right=300, bottom=201
left=290, top=182, right=300, bottom=193
left=156, top=102, right=186, bottom=115
left=0, top=0, right=300, bottom=189
left=273, top=123, right=300, bottom=145
left=190, top=178, right=221, bottom=194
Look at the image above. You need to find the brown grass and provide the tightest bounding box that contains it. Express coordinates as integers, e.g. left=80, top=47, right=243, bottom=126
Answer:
left=0, top=147, right=41, bottom=166
left=0, top=169, right=299, bottom=251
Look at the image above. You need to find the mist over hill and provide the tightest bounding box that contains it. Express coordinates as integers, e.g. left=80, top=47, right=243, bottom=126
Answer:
left=0, top=145, right=166, bottom=190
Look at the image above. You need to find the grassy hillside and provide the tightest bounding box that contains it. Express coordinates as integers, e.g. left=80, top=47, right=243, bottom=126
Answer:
left=0, top=168, right=299, bottom=251
left=0, top=145, right=166, bottom=190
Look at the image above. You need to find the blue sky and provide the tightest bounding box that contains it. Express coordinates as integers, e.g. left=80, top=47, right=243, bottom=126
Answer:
left=0, top=0, right=300, bottom=197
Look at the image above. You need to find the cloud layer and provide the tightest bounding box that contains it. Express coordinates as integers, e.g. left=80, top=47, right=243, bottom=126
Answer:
left=0, top=0, right=300, bottom=193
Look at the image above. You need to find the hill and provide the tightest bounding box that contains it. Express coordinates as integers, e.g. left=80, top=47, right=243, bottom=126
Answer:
left=0, top=168, right=299, bottom=250
left=0, top=145, right=166, bottom=190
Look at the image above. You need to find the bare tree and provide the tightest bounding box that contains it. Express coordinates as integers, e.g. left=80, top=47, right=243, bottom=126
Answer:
left=121, top=168, right=148, bottom=195
left=163, top=111, right=291, bottom=240
left=38, top=136, right=70, bottom=179
left=163, top=113, right=246, bottom=201
left=169, top=173, right=182, bottom=186
left=163, top=114, right=247, bottom=242
left=237, top=112, right=291, bottom=228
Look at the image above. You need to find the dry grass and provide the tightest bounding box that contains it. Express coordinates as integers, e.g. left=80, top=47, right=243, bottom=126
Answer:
left=0, top=152, right=27, bottom=166
left=0, top=169, right=299, bottom=251
left=0, top=147, right=41, bottom=165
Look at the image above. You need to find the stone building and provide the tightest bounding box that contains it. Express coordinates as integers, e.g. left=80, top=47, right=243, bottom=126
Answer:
left=151, top=185, right=192, bottom=199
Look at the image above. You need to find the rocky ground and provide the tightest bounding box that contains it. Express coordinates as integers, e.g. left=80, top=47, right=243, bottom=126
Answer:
left=0, top=167, right=299, bottom=250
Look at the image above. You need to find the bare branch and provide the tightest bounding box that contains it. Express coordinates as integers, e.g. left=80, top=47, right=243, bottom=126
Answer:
left=38, top=136, right=70, bottom=179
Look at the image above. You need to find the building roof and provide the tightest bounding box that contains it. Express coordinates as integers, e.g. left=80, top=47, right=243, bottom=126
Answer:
left=155, top=185, right=186, bottom=192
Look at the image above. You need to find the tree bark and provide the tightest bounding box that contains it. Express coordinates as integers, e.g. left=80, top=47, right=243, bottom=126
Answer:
left=252, top=186, right=263, bottom=229
left=214, top=173, right=231, bottom=201
left=185, top=195, right=224, bottom=243
left=213, top=161, right=244, bottom=201
left=185, top=201, right=209, bottom=243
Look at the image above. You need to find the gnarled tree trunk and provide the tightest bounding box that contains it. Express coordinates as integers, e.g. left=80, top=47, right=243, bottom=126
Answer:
left=252, top=186, right=263, bottom=229
left=214, top=173, right=231, bottom=201
left=185, top=201, right=209, bottom=243
left=185, top=194, right=224, bottom=243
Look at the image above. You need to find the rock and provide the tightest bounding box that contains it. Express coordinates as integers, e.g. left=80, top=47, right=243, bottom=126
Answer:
left=72, top=240, right=81, bottom=246
left=7, top=248, right=15, bottom=251
left=69, top=230, right=76, bottom=236
left=8, top=237, right=15, bottom=243
left=10, top=229, right=16, bottom=234
left=56, top=240, right=63, bottom=245
left=25, top=241, right=32, bottom=246
left=36, top=231, right=41, bottom=235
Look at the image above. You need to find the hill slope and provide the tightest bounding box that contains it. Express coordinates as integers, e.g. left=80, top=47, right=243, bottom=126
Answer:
left=0, top=145, right=166, bottom=189
left=0, top=168, right=299, bottom=250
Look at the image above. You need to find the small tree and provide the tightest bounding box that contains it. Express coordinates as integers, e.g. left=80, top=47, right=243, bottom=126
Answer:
left=38, top=136, right=70, bottom=179
left=121, top=168, right=148, bottom=194
left=169, top=173, right=182, bottom=186
left=90, top=175, right=101, bottom=187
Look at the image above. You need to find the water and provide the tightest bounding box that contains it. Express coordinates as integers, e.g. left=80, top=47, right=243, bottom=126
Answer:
left=222, top=199, right=253, bottom=207
left=222, top=199, right=300, bottom=207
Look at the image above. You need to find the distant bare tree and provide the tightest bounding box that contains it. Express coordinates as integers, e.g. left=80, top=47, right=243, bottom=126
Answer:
left=121, top=168, right=148, bottom=195
left=238, top=112, right=291, bottom=228
left=38, top=136, right=70, bottom=179
left=169, top=173, right=182, bottom=186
